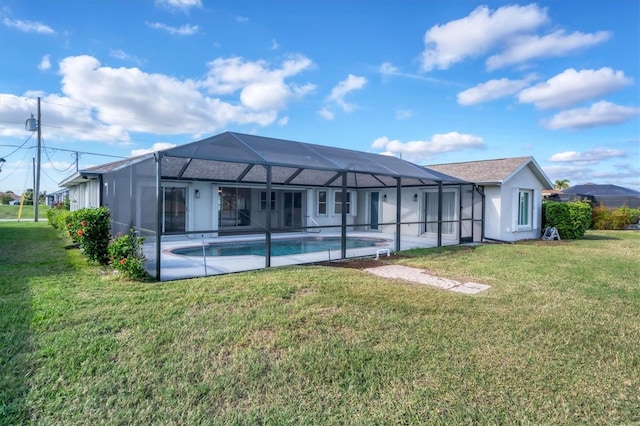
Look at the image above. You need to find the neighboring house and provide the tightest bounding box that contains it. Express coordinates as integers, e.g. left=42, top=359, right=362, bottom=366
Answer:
left=0, top=191, right=21, bottom=205
left=427, top=157, right=553, bottom=242
left=46, top=189, right=69, bottom=207
left=60, top=132, right=483, bottom=280
left=561, top=184, right=640, bottom=209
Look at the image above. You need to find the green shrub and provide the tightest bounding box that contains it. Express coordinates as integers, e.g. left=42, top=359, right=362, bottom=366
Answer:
left=66, top=207, right=111, bottom=264
left=592, top=205, right=640, bottom=229
left=543, top=201, right=592, bottom=239
left=108, top=228, right=149, bottom=281
left=47, top=203, right=71, bottom=230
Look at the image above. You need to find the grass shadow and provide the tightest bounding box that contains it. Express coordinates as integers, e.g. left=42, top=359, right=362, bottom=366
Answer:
left=581, top=234, right=622, bottom=241
left=0, top=222, right=80, bottom=423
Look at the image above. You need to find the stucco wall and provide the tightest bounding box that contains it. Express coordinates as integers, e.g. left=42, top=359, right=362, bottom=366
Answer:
left=498, top=165, right=545, bottom=242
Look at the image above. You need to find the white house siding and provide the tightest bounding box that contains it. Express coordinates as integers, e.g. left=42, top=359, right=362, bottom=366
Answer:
left=482, top=186, right=502, bottom=241
left=68, top=178, right=100, bottom=211
left=503, top=166, right=544, bottom=241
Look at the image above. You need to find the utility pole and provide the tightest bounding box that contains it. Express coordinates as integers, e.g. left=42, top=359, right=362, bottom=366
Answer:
left=35, top=97, right=42, bottom=222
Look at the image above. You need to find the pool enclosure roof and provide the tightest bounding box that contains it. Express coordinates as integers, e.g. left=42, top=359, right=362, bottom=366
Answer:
left=156, top=132, right=465, bottom=188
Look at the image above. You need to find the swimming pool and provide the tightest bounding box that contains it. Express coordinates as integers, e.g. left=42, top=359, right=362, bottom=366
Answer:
left=171, top=236, right=391, bottom=257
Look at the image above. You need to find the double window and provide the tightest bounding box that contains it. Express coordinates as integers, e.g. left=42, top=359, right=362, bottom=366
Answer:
left=317, top=190, right=354, bottom=216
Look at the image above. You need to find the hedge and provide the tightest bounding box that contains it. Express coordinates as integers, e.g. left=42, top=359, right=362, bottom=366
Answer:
left=543, top=201, right=592, bottom=239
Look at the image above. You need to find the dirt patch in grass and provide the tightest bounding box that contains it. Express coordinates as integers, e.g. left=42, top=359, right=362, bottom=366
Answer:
left=310, top=255, right=412, bottom=270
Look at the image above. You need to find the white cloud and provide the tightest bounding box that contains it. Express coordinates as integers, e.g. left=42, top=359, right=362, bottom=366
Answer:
left=0, top=53, right=318, bottom=143
left=318, top=108, right=335, bottom=120
left=379, top=62, right=455, bottom=85
left=396, top=109, right=413, bottom=120
left=542, top=163, right=640, bottom=190
left=519, top=68, right=633, bottom=109
left=0, top=92, right=130, bottom=142
left=380, top=62, right=399, bottom=77
left=548, top=148, right=627, bottom=165
left=543, top=101, right=639, bottom=130
left=458, top=75, right=536, bottom=106
left=271, top=39, right=279, bottom=50
left=487, top=30, right=610, bottom=71
left=3, top=18, right=55, bottom=34
left=201, top=55, right=316, bottom=110
left=38, top=55, right=51, bottom=71
left=155, top=0, right=201, bottom=10
left=325, top=74, right=367, bottom=112
left=421, top=4, right=547, bottom=71
left=53, top=56, right=313, bottom=134
left=146, top=22, right=199, bottom=35
left=371, top=132, right=484, bottom=162
left=277, top=116, right=288, bottom=126
left=109, top=49, right=144, bottom=65
left=131, top=142, right=177, bottom=156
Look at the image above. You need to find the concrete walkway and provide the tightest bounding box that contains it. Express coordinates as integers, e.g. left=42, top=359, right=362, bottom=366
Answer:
left=364, top=265, right=491, bottom=295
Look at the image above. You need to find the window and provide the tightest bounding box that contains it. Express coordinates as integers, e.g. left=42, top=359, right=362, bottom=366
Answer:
left=424, top=191, right=457, bottom=235
left=334, top=191, right=351, bottom=215
left=318, top=191, right=327, bottom=215
left=518, top=190, right=533, bottom=228
left=260, top=191, right=276, bottom=210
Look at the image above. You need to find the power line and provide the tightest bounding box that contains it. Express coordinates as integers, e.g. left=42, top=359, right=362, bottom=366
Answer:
left=0, top=133, right=34, bottom=159
left=0, top=143, right=126, bottom=160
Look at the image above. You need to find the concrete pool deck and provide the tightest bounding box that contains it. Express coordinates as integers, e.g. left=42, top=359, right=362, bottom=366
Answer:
left=147, top=231, right=460, bottom=281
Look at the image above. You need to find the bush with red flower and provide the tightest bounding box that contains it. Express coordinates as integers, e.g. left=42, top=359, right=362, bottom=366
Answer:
left=108, top=228, right=149, bottom=280
left=64, top=207, right=111, bottom=264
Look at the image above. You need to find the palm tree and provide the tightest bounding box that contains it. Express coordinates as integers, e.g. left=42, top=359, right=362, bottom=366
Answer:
left=554, top=179, right=571, bottom=190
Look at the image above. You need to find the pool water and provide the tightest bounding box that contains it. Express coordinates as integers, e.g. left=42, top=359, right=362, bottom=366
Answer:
left=171, top=236, right=390, bottom=257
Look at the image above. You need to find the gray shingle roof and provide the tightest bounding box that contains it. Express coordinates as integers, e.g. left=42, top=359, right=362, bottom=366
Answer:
left=426, top=157, right=538, bottom=185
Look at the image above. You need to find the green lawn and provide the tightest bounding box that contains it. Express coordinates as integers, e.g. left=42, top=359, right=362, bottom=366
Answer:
left=1, top=222, right=639, bottom=424
left=0, top=204, right=49, bottom=220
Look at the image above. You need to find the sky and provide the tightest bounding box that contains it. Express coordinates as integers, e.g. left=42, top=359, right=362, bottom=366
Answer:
left=0, top=0, right=638, bottom=195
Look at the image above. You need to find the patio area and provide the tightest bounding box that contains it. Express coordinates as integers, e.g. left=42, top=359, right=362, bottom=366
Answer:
left=146, top=231, right=456, bottom=281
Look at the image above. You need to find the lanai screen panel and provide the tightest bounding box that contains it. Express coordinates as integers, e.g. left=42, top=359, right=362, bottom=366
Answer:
left=157, top=132, right=459, bottom=188
left=179, top=159, right=250, bottom=181
left=165, top=133, right=266, bottom=165
left=288, top=169, right=341, bottom=187
left=108, top=163, right=133, bottom=236
left=132, top=157, right=157, bottom=235
left=238, top=164, right=267, bottom=183
left=232, top=133, right=341, bottom=171
left=99, top=155, right=158, bottom=275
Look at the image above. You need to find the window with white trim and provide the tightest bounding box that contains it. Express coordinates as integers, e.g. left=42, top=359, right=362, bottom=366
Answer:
left=260, top=191, right=276, bottom=210
left=317, top=190, right=327, bottom=215
left=518, top=189, right=533, bottom=229
left=334, top=191, right=351, bottom=215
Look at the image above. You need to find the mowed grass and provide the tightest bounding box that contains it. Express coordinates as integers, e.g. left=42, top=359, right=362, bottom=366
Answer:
left=0, top=204, right=49, bottom=220
left=1, top=222, right=639, bottom=424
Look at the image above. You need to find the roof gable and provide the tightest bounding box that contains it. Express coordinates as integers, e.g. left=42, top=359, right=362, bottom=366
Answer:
left=426, top=157, right=553, bottom=189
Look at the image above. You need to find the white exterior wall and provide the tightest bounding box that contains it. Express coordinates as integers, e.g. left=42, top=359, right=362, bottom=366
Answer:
left=184, top=185, right=442, bottom=238
left=482, top=186, right=502, bottom=241
left=492, top=166, right=545, bottom=242
left=68, top=178, right=100, bottom=211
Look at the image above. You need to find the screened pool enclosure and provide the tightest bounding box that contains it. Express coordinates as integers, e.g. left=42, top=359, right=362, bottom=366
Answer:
left=84, top=132, right=483, bottom=280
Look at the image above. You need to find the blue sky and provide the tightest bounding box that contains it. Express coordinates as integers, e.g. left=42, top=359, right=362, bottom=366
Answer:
left=0, top=0, right=638, bottom=195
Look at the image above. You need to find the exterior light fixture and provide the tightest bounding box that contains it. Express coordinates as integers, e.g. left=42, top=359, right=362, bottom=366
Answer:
left=413, top=193, right=418, bottom=202
left=383, top=194, right=387, bottom=202
left=195, top=189, right=200, bottom=199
